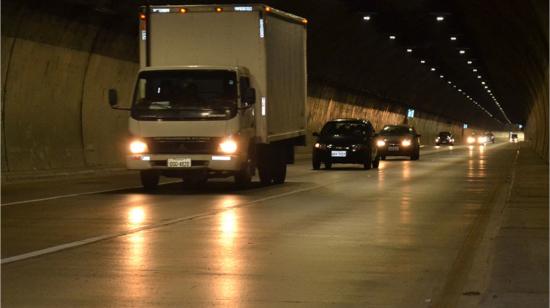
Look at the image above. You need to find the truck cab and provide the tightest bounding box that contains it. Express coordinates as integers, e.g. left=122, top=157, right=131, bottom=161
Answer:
left=108, top=5, right=307, bottom=189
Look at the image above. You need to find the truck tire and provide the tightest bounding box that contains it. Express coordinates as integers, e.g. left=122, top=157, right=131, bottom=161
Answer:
left=258, top=144, right=288, bottom=185
left=272, top=151, right=287, bottom=184
left=140, top=170, right=159, bottom=190
left=234, top=162, right=252, bottom=188
left=258, top=146, right=273, bottom=185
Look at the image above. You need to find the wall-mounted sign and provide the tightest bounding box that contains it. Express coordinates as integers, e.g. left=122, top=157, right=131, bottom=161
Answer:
left=407, top=108, right=415, bottom=118
left=463, top=123, right=468, bottom=129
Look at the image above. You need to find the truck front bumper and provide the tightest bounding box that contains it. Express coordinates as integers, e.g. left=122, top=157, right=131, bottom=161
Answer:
left=127, top=154, right=242, bottom=172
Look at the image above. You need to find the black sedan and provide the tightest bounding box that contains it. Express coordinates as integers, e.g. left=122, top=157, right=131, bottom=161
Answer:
left=312, top=119, right=380, bottom=170
left=435, top=131, right=455, bottom=145
left=376, top=125, right=421, bottom=160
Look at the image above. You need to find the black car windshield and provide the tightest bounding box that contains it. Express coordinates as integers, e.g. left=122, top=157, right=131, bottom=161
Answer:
left=380, top=126, right=411, bottom=135
left=321, top=122, right=365, bottom=137
left=438, top=132, right=451, bottom=137
left=132, top=70, right=237, bottom=120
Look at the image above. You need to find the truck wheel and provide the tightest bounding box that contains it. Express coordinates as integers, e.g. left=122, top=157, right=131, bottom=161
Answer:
left=140, top=170, right=159, bottom=190
left=272, top=155, right=287, bottom=184
left=234, top=162, right=252, bottom=188
left=258, top=147, right=273, bottom=185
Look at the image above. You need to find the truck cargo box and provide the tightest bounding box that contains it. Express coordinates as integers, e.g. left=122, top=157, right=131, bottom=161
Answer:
left=140, top=4, right=307, bottom=144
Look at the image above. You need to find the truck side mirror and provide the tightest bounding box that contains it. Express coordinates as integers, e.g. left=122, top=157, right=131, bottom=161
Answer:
left=242, top=88, right=256, bottom=107
left=108, top=88, right=118, bottom=107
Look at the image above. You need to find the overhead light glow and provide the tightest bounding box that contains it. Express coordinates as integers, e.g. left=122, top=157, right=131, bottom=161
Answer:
left=436, top=16, right=445, bottom=21
left=477, top=75, right=482, bottom=79
left=450, top=36, right=457, bottom=41
left=363, top=15, right=371, bottom=21
left=430, top=67, right=436, bottom=71
left=473, top=69, right=478, bottom=72
left=389, top=35, right=396, bottom=40
left=481, top=81, right=486, bottom=85
left=467, top=60, right=472, bottom=64
left=440, top=75, right=444, bottom=78
left=406, top=48, right=413, bottom=53
left=420, top=60, right=426, bottom=64
left=459, top=50, right=466, bottom=54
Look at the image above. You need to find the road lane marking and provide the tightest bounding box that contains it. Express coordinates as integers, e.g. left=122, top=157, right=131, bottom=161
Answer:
left=1, top=180, right=181, bottom=206
left=1, top=183, right=329, bottom=265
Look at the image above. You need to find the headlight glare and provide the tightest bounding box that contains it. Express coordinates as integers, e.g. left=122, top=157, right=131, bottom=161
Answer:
left=402, top=139, right=412, bottom=147
left=376, top=140, right=386, bottom=147
left=129, top=140, right=148, bottom=154
left=467, top=136, right=476, bottom=144
left=219, top=138, right=238, bottom=154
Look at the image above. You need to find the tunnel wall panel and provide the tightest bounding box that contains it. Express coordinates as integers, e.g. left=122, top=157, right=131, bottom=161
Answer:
left=525, top=72, right=549, bottom=162
left=4, top=39, right=89, bottom=171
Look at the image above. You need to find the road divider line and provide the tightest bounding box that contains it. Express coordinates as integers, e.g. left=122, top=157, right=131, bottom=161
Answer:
left=1, top=183, right=329, bottom=265
left=0, top=180, right=181, bottom=206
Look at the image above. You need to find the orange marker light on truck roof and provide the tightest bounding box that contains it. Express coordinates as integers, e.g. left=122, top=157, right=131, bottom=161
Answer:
left=265, top=7, right=272, bottom=12
left=139, top=13, right=146, bottom=20
left=179, top=8, right=187, bottom=13
left=216, top=7, right=223, bottom=12
left=302, top=18, right=308, bottom=24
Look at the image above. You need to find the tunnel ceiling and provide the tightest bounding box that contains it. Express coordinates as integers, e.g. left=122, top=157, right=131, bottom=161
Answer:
left=4, top=0, right=547, bottom=129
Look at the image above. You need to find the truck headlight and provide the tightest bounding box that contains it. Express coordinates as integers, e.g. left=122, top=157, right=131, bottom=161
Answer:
left=219, top=138, right=238, bottom=154
left=478, top=136, right=487, bottom=143
left=376, top=140, right=386, bottom=147
left=129, top=140, right=148, bottom=154
left=467, top=136, right=476, bottom=144
left=401, top=139, right=411, bottom=147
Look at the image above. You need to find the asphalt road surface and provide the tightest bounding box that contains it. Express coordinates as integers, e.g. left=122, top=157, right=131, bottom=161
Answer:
left=2, top=143, right=518, bottom=307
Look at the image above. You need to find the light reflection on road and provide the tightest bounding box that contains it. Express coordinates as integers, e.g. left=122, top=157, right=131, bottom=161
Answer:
left=216, top=197, right=241, bottom=300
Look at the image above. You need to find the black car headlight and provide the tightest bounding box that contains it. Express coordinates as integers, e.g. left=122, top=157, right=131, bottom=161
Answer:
left=314, top=143, right=327, bottom=150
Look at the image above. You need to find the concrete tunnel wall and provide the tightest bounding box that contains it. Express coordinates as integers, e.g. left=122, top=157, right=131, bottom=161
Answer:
left=1, top=2, right=485, bottom=174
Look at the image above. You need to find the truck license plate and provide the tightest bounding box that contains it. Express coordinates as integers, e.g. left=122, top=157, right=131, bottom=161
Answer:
left=167, top=158, right=191, bottom=168
left=388, top=146, right=399, bottom=151
left=331, top=151, right=347, bottom=157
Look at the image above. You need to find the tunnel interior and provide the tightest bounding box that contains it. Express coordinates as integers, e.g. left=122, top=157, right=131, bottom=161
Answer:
left=1, top=0, right=547, bottom=174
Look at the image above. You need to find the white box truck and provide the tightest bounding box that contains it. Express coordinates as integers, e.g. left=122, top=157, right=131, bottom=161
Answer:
left=108, top=4, right=307, bottom=189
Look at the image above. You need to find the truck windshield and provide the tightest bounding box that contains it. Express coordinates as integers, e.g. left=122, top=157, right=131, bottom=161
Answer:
left=132, top=70, right=238, bottom=120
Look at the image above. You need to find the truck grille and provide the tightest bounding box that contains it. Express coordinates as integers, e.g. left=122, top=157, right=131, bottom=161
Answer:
left=148, top=138, right=220, bottom=154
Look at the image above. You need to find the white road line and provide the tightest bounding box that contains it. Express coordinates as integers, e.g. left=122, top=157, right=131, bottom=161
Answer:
left=1, top=183, right=328, bottom=265
left=1, top=180, right=181, bottom=206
